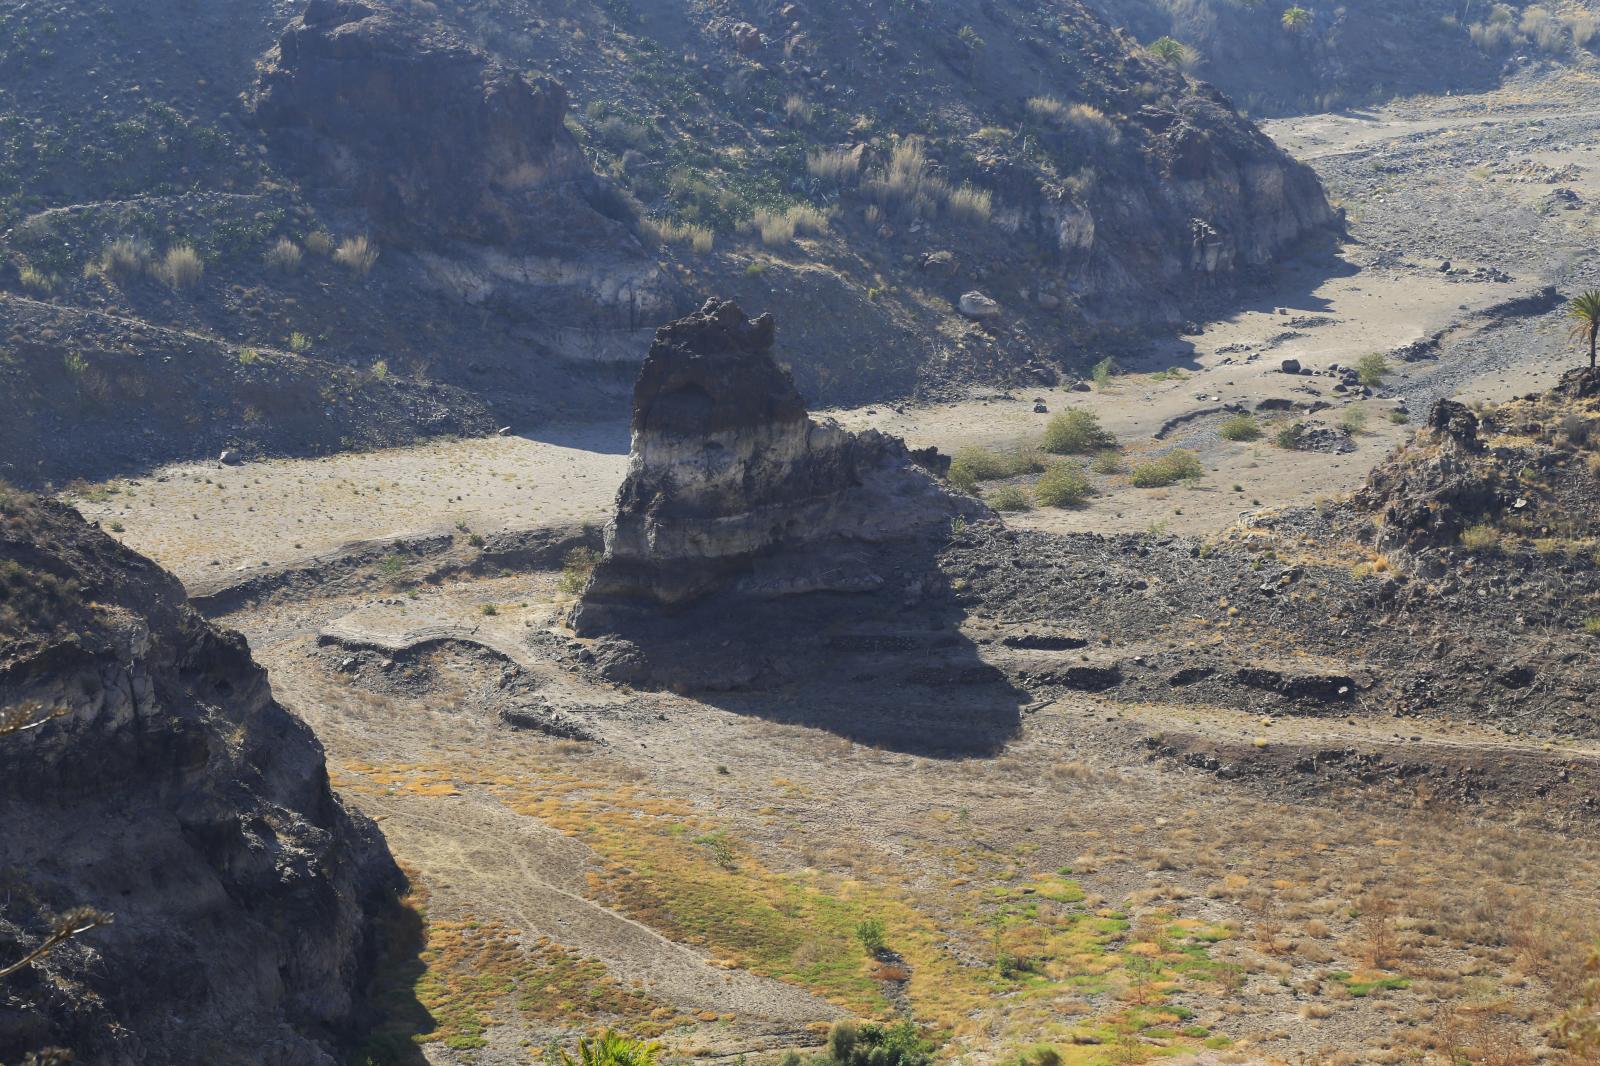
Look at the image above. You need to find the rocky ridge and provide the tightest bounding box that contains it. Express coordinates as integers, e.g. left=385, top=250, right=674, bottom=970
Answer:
left=0, top=490, right=396, bottom=1065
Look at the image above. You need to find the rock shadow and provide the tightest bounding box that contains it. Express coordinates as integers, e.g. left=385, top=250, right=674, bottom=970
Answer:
left=585, top=535, right=1026, bottom=757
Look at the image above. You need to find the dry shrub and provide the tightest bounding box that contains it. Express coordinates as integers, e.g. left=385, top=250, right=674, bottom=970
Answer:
left=98, top=237, right=151, bottom=277
left=264, top=237, right=303, bottom=274
left=159, top=245, right=204, bottom=289
left=641, top=218, right=714, bottom=253
left=751, top=204, right=830, bottom=247
left=806, top=146, right=861, bottom=184
left=333, top=235, right=379, bottom=275
left=1358, top=893, right=1400, bottom=969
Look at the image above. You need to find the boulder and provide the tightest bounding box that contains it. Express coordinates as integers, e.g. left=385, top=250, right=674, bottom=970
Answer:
left=1281, top=358, right=1302, bottom=374
left=959, top=291, right=1001, bottom=319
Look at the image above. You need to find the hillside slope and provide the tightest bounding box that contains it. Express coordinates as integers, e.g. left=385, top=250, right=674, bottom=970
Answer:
left=0, top=488, right=396, bottom=1064
left=1088, top=0, right=1597, bottom=116
left=0, top=0, right=1332, bottom=485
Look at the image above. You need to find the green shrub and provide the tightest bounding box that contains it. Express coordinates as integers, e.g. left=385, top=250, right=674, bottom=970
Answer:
left=1090, top=356, right=1119, bottom=388
left=987, top=484, right=1032, bottom=511
left=1389, top=410, right=1411, bottom=425
left=1129, top=450, right=1203, bottom=488
left=854, top=918, right=886, bottom=953
left=1583, top=617, right=1600, bottom=635
left=1274, top=422, right=1305, bottom=449
left=558, top=546, right=600, bottom=594
left=1042, top=409, right=1116, bottom=454
left=1090, top=450, right=1125, bottom=475
left=1341, top=407, right=1369, bottom=435
left=1034, top=464, right=1093, bottom=508
left=1459, top=523, right=1501, bottom=552
left=1356, top=352, right=1389, bottom=387
left=1218, top=414, right=1262, bottom=442
left=948, top=445, right=1042, bottom=490
left=17, top=264, right=58, bottom=294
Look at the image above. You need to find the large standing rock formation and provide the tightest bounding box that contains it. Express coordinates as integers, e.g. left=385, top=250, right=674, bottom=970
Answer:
left=0, top=493, right=395, bottom=1065
left=571, top=300, right=983, bottom=641
left=252, top=0, right=673, bottom=356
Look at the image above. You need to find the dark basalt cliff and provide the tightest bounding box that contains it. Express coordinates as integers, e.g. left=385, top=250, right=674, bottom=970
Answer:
left=0, top=493, right=395, bottom=1065
left=571, top=299, right=982, bottom=639
left=252, top=0, right=675, bottom=347
left=255, top=0, right=591, bottom=246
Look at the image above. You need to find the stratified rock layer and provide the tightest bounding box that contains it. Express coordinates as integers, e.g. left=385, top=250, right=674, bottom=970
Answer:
left=0, top=494, right=395, bottom=1066
left=571, top=300, right=980, bottom=636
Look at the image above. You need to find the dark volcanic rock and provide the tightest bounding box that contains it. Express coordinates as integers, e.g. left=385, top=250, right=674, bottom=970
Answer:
left=0, top=495, right=395, bottom=1065
left=1356, top=398, right=1503, bottom=551
left=252, top=0, right=673, bottom=341
left=255, top=0, right=589, bottom=245
left=571, top=300, right=984, bottom=636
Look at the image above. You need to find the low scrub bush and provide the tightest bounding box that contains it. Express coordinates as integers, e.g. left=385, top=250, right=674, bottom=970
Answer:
left=558, top=546, right=599, bottom=595
left=1130, top=450, right=1203, bottom=487
left=823, top=1020, right=935, bottom=1066
left=17, top=264, right=57, bottom=294
left=1357, top=352, right=1389, bottom=387
left=987, top=484, right=1032, bottom=512
left=1090, top=449, right=1125, bottom=475
left=1042, top=409, right=1115, bottom=454
left=1218, top=414, right=1262, bottom=442
left=1034, top=464, right=1093, bottom=508
left=1459, top=523, right=1501, bottom=552
left=948, top=445, right=1042, bottom=491
left=1091, top=357, right=1119, bottom=388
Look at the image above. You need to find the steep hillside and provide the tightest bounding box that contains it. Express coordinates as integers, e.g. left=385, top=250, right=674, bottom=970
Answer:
left=1088, top=0, right=1598, bottom=115
left=0, top=0, right=1332, bottom=486
left=0, top=488, right=396, bottom=1065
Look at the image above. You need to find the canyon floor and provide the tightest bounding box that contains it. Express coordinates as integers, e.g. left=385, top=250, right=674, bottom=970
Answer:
left=66, top=70, right=1600, bottom=1066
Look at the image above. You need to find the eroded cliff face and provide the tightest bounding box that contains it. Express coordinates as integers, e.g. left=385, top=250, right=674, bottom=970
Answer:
left=252, top=0, right=675, bottom=351
left=0, top=493, right=394, bottom=1066
left=571, top=300, right=981, bottom=637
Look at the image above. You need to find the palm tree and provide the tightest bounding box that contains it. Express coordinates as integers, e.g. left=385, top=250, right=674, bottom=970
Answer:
left=1569, top=290, right=1600, bottom=369
left=560, top=1031, right=662, bottom=1066
left=1147, top=36, right=1187, bottom=65
left=1281, top=6, right=1313, bottom=32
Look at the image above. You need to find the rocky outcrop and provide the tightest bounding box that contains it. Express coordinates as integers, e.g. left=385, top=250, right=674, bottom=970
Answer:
left=0, top=494, right=395, bottom=1065
left=570, top=300, right=982, bottom=638
left=252, top=0, right=674, bottom=351
left=1355, top=399, right=1502, bottom=553
left=1357, top=371, right=1600, bottom=557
